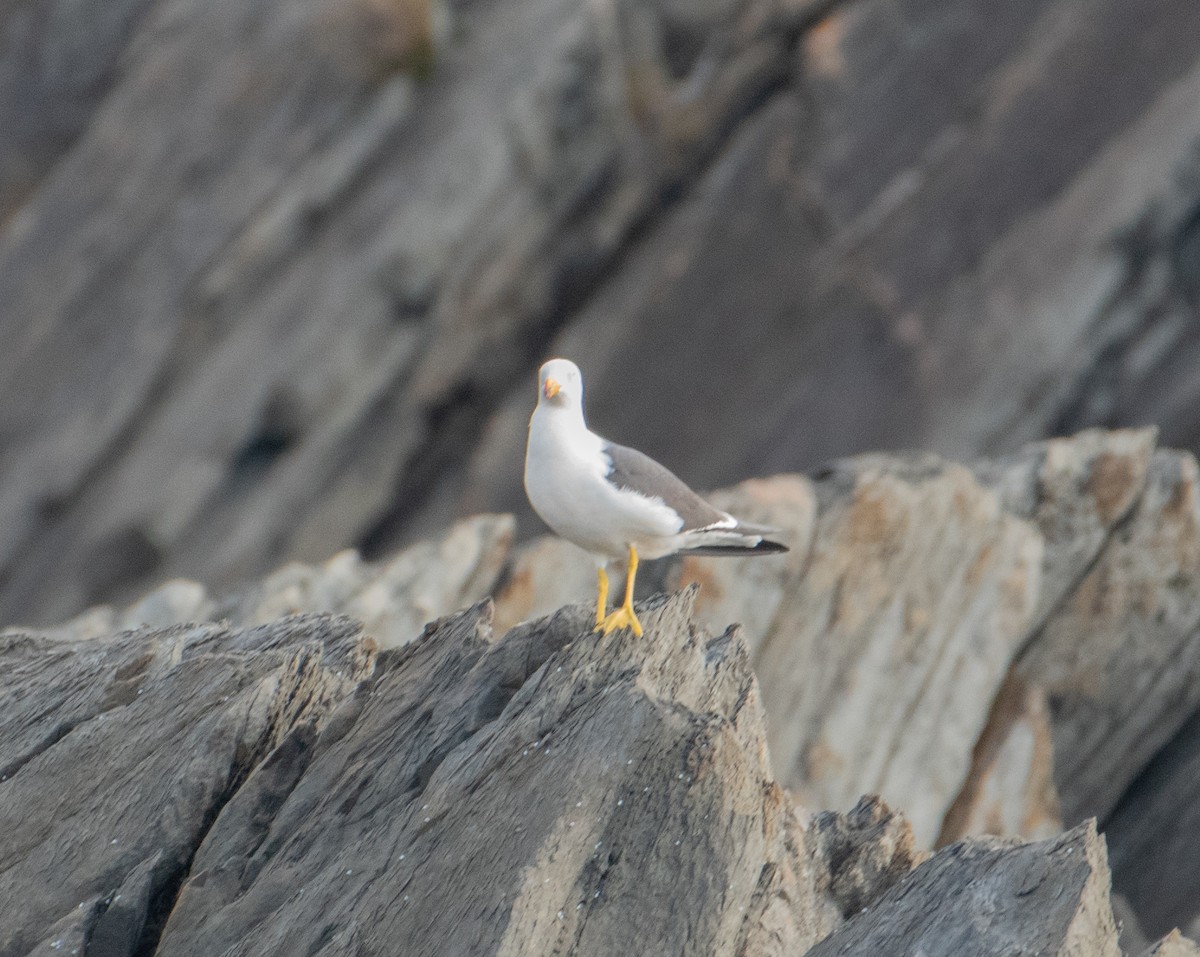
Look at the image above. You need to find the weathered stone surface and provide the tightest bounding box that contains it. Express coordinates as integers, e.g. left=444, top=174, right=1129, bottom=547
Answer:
left=1141, top=931, right=1200, bottom=957
left=806, top=821, right=1121, bottom=957
left=10, top=431, right=1200, bottom=948
left=0, top=589, right=849, bottom=955
left=753, top=460, right=1042, bottom=847
left=1018, top=447, right=1200, bottom=824
left=493, top=535, right=607, bottom=636
left=155, top=590, right=839, bottom=955
left=1107, top=703, right=1200, bottom=939
left=2, top=575, right=1148, bottom=957
left=974, top=428, right=1158, bottom=626
left=0, top=614, right=373, bottom=956
left=808, top=795, right=924, bottom=920
left=215, top=512, right=513, bottom=648
left=938, top=671, right=1062, bottom=846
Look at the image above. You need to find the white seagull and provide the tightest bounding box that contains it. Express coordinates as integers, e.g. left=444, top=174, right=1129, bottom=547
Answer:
left=524, top=357, right=787, bottom=636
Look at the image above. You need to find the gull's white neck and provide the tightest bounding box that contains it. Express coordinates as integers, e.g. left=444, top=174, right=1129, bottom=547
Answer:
left=529, top=400, right=603, bottom=460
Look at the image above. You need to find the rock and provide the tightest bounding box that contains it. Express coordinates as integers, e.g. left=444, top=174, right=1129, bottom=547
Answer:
left=0, top=579, right=1148, bottom=956
left=937, top=671, right=1062, bottom=845
left=215, top=513, right=514, bottom=648
left=493, top=535, right=606, bottom=636
left=808, top=795, right=925, bottom=920
left=9, top=430, right=1200, bottom=947
left=156, top=590, right=843, bottom=955
left=1, top=589, right=849, bottom=955
left=1017, top=447, right=1200, bottom=823
left=805, top=821, right=1121, bottom=957
left=1141, top=931, right=1200, bottom=957
left=0, top=614, right=373, bottom=956
left=973, top=428, right=1158, bottom=626
left=740, top=460, right=1042, bottom=847
left=1106, top=704, right=1200, bottom=939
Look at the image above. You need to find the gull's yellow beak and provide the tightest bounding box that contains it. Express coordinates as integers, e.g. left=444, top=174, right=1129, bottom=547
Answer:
left=543, top=378, right=561, bottom=400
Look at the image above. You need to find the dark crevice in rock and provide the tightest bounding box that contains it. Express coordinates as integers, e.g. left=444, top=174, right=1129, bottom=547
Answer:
left=131, top=727, right=341, bottom=953
left=129, top=770, right=248, bottom=957
left=227, top=393, right=304, bottom=484
left=128, top=644, right=372, bottom=954
left=0, top=720, right=77, bottom=785
left=0, top=683, right=144, bottom=785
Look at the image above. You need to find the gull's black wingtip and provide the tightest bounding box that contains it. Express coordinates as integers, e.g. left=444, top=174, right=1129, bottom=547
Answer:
left=680, top=538, right=789, bottom=557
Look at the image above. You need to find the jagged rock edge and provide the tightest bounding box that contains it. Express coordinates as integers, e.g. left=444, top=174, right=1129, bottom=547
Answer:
left=61, top=625, right=379, bottom=956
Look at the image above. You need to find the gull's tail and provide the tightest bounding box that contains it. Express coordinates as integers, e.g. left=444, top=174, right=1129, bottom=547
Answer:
left=678, top=520, right=789, bottom=557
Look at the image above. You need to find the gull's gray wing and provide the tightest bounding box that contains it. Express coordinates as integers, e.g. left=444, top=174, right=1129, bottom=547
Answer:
left=601, top=441, right=735, bottom=531
left=602, top=440, right=789, bottom=555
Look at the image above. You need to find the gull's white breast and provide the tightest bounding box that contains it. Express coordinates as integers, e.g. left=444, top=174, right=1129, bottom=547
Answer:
left=525, top=406, right=682, bottom=559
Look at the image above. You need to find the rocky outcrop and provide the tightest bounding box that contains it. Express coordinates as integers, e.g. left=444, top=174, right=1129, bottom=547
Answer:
left=11, top=431, right=1200, bottom=949
left=0, top=588, right=1156, bottom=956
left=4, top=0, right=1200, bottom=635
left=807, top=822, right=1121, bottom=957
left=0, top=614, right=374, bottom=956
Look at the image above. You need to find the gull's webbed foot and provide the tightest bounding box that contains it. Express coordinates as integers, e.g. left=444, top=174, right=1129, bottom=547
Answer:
left=597, top=602, right=643, bottom=637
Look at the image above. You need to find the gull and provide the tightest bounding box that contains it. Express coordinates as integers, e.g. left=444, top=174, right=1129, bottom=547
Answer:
left=524, top=358, right=787, bottom=636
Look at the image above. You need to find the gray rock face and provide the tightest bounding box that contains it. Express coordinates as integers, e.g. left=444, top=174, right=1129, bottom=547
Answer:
left=0, top=614, right=374, bottom=956
left=0, top=588, right=1137, bottom=956
left=157, top=592, right=839, bottom=955
left=806, top=822, right=1120, bottom=957
left=4, top=0, right=1200, bottom=636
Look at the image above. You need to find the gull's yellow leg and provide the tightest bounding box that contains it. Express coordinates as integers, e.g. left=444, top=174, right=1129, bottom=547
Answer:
left=595, top=565, right=609, bottom=627
left=623, top=546, right=638, bottom=611
left=599, top=545, right=644, bottom=636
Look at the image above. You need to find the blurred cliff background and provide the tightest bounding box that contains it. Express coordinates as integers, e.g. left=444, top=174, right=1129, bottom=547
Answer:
left=3, top=0, right=1200, bottom=628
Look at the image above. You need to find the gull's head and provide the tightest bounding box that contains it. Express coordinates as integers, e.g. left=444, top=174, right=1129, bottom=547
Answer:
left=537, top=358, right=583, bottom=410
